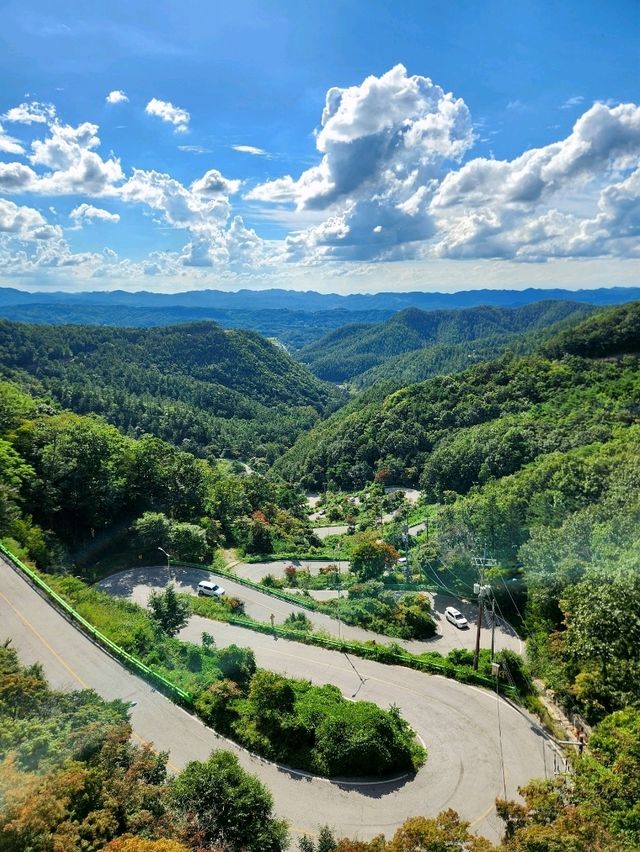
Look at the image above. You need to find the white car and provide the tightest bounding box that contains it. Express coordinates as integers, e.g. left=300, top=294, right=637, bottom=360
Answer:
left=197, top=580, right=225, bottom=597
left=445, top=606, right=469, bottom=629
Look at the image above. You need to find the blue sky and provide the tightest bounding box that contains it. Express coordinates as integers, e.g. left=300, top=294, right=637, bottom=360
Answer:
left=0, top=0, right=638, bottom=293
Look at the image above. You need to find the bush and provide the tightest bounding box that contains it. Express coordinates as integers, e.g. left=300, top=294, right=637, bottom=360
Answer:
left=283, top=612, right=313, bottom=632
left=217, top=645, right=256, bottom=690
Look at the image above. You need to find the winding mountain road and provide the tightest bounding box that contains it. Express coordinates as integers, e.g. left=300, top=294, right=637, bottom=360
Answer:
left=1, top=556, right=554, bottom=844
left=101, top=564, right=521, bottom=656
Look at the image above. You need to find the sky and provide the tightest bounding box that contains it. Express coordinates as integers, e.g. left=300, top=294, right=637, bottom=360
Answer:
left=0, top=0, right=638, bottom=294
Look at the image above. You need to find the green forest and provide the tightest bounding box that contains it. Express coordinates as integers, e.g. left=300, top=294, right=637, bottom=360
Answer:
left=0, top=319, right=343, bottom=464
left=1, top=297, right=640, bottom=849
left=298, top=300, right=595, bottom=384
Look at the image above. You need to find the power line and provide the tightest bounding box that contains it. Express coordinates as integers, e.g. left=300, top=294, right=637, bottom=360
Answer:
left=499, top=573, right=524, bottom=621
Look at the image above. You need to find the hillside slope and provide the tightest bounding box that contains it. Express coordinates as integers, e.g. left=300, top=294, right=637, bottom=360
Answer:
left=299, top=300, right=596, bottom=383
left=0, top=320, right=342, bottom=462
left=275, top=301, right=640, bottom=491
left=0, top=303, right=394, bottom=349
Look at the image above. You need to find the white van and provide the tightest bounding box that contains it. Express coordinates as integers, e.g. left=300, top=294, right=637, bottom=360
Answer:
left=445, top=606, right=469, bottom=629
left=197, top=580, right=225, bottom=597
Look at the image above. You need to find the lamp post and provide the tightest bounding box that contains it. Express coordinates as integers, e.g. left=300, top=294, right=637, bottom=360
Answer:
left=334, top=543, right=342, bottom=640
left=158, top=546, right=171, bottom=570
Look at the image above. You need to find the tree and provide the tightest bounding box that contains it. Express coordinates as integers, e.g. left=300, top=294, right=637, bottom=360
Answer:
left=386, top=811, right=495, bottom=851
left=104, top=840, right=189, bottom=852
left=132, top=512, right=172, bottom=551
left=169, top=522, right=210, bottom=563
left=562, top=573, right=640, bottom=718
left=350, top=537, right=399, bottom=582
left=171, top=750, right=288, bottom=852
left=148, top=585, right=191, bottom=637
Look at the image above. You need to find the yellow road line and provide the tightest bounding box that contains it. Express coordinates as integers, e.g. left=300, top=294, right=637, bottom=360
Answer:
left=0, top=587, right=177, bottom=767
left=0, top=588, right=89, bottom=689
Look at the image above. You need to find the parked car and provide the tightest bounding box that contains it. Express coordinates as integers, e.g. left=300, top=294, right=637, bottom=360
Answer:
left=445, top=606, right=469, bottom=629
left=197, top=580, right=225, bottom=597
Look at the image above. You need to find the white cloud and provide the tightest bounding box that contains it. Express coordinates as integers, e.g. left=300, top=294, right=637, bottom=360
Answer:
left=0, top=199, right=62, bottom=241
left=121, top=168, right=230, bottom=230
left=0, top=122, right=124, bottom=197
left=0, top=124, right=25, bottom=155
left=119, top=166, right=271, bottom=270
left=0, top=162, right=38, bottom=192
left=247, top=174, right=298, bottom=204
left=70, top=203, right=120, bottom=224
left=3, top=101, right=56, bottom=124
left=232, top=144, right=269, bottom=156
left=106, top=90, right=129, bottom=104
left=27, top=121, right=124, bottom=196
left=560, top=95, right=585, bottom=110
left=178, top=145, right=211, bottom=154
left=247, top=64, right=473, bottom=261
left=145, top=98, right=190, bottom=133
left=432, top=102, right=640, bottom=261
left=191, top=168, right=240, bottom=196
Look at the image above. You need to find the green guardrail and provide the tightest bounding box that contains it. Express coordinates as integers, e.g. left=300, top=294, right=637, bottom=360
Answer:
left=174, top=561, right=437, bottom=608
left=0, top=542, right=192, bottom=706
left=222, top=613, right=517, bottom=696
left=175, top=560, right=517, bottom=697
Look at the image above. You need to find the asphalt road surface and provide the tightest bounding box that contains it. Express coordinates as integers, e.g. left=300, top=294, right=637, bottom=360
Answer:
left=141, top=564, right=521, bottom=656
left=1, top=556, right=552, bottom=843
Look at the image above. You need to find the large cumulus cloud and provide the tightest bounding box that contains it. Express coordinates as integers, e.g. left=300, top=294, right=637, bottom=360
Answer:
left=432, top=102, right=640, bottom=261
left=247, top=64, right=473, bottom=260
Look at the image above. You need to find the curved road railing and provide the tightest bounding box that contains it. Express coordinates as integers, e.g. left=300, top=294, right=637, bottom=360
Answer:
left=0, top=542, right=193, bottom=706
left=175, top=560, right=518, bottom=697
left=1, top=543, right=518, bottom=700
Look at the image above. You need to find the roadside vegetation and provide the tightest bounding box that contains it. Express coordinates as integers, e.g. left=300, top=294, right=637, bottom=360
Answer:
left=0, top=642, right=288, bottom=852
left=2, top=302, right=640, bottom=849
left=3, top=642, right=638, bottom=851
left=41, top=575, right=426, bottom=778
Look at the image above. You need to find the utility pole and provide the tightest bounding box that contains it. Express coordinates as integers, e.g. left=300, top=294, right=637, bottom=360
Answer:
left=490, top=596, right=496, bottom=662
left=402, top=520, right=411, bottom=584
left=472, top=555, right=496, bottom=671
left=336, top=563, right=342, bottom=641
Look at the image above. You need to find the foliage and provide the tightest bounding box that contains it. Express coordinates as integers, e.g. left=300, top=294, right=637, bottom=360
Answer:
left=148, top=585, right=192, bottom=637
left=542, top=299, right=640, bottom=359
left=275, top=349, right=640, bottom=492
left=300, top=301, right=595, bottom=384
left=350, top=537, right=400, bottom=581
left=0, top=319, right=341, bottom=464
left=0, top=644, right=177, bottom=851
left=171, top=750, right=288, bottom=852
left=322, top=585, right=436, bottom=640
left=0, top=376, right=318, bottom=568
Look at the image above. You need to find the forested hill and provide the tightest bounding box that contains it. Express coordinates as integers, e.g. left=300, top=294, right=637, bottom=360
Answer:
left=542, top=299, right=640, bottom=359
left=274, top=301, right=640, bottom=491
left=299, top=300, right=596, bottom=383
left=0, top=320, right=342, bottom=463
left=0, top=303, right=394, bottom=350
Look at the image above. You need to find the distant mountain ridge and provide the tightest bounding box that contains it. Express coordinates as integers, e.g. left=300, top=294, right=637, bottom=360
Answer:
left=299, top=300, right=598, bottom=383
left=0, top=284, right=639, bottom=312
left=0, top=302, right=394, bottom=349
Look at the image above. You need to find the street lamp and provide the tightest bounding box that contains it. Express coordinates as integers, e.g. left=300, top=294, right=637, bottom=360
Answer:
left=334, top=542, right=342, bottom=640
left=158, top=547, right=171, bottom=570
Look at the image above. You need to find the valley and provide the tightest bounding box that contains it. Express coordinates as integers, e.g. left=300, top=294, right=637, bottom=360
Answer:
left=1, top=293, right=639, bottom=850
